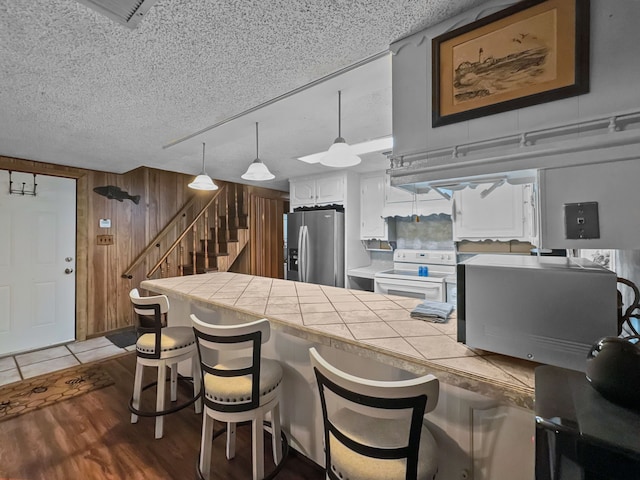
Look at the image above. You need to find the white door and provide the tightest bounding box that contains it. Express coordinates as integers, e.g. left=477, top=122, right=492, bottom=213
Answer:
left=0, top=172, right=76, bottom=355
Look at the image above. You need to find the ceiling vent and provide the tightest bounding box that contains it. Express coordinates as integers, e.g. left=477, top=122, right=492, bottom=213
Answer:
left=76, top=0, right=158, bottom=28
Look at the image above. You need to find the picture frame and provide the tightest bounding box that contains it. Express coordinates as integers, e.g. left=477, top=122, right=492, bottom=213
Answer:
left=432, top=0, right=590, bottom=127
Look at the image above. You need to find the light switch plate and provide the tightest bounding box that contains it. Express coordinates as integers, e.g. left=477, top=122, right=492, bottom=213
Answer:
left=564, top=202, right=599, bottom=239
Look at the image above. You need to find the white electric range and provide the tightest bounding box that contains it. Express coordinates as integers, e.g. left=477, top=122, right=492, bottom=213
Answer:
left=374, top=249, right=456, bottom=302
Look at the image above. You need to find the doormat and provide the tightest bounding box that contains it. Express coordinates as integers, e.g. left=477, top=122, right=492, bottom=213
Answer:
left=106, top=329, right=137, bottom=348
left=0, top=364, right=114, bottom=423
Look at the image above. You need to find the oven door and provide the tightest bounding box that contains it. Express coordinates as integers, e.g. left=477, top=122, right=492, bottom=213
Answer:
left=374, top=277, right=445, bottom=302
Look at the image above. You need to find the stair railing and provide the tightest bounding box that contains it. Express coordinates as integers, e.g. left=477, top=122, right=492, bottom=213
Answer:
left=146, top=183, right=226, bottom=279
left=121, top=183, right=226, bottom=280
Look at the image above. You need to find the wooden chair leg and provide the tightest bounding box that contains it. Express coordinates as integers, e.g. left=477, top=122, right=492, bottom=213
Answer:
left=252, top=410, right=265, bottom=480
left=226, top=422, right=237, bottom=460
left=271, top=403, right=282, bottom=464
left=131, top=360, right=143, bottom=424
left=200, top=412, right=214, bottom=480
left=155, top=361, right=166, bottom=439
left=170, top=362, right=178, bottom=402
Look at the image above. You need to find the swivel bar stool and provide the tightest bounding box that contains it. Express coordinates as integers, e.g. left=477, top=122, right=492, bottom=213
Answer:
left=129, top=288, right=202, bottom=439
left=309, top=347, right=439, bottom=480
left=191, top=314, right=285, bottom=480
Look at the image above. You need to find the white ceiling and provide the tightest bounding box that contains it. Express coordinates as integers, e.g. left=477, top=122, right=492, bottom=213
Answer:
left=0, top=0, right=489, bottom=191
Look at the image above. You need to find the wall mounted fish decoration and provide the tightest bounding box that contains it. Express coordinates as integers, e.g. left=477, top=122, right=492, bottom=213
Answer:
left=93, top=185, right=140, bottom=204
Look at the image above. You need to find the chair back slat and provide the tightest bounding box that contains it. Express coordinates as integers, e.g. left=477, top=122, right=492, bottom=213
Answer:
left=129, top=288, right=169, bottom=359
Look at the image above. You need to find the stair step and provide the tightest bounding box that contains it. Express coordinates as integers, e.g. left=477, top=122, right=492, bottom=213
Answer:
left=199, top=239, right=230, bottom=253
left=192, top=251, right=229, bottom=258
left=182, top=265, right=218, bottom=275
left=178, top=184, right=250, bottom=276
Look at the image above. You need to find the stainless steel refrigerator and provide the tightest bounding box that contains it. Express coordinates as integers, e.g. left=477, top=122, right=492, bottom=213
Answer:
left=286, top=209, right=345, bottom=287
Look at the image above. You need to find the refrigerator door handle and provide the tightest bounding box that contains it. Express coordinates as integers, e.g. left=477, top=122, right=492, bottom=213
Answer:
left=303, top=225, right=310, bottom=283
left=298, top=225, right=306, bottom=282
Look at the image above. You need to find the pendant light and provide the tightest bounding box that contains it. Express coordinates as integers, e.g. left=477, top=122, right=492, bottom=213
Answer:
left=241, top=122, right=275, bottom=181
left=319, top=90, right=361, bottom=168
left=188, top=143, right=218, bottom=190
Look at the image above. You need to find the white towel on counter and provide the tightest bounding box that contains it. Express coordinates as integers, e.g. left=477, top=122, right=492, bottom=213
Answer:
left=410, top=300, right=454, bottom=323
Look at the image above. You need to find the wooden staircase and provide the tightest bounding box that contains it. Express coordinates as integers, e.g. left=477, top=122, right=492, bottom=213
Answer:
left=181, top=183, right=249, bottom=275
left=122, top=182, right=250, bottom=280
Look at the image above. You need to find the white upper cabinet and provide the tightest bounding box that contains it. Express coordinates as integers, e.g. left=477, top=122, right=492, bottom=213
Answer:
left=385, top=180, right=415, bottom=204
left=315, top=174, right=345, bottom=205
left=290, top=179, right=316, bottom=206
left=453, top=182, right=536, bottom=243
left=290, top=173, right=345, bottom=207
left=383, top=176, right=452, bottom=218
left=360, top=174, right=387, bottom=240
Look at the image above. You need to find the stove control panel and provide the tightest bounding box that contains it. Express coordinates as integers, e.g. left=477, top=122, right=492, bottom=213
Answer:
left=393, top=249, right=456, bottom=265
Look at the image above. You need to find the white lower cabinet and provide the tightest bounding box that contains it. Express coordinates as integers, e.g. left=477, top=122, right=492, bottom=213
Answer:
left=453, top=182, right=536, bottom=243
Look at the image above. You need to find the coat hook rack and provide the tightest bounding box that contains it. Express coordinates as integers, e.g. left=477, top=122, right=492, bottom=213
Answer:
left=9, top=170, right=37, bottom=196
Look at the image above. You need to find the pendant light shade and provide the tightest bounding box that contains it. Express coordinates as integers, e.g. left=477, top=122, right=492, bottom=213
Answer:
left=320, top=91, right=361, bottom=168
left=241, top=122, right=275, bottom=181
left=188, top=143, right=218, bottom=190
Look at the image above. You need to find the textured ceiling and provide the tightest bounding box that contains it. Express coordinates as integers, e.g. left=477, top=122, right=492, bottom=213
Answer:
left=0, top=0, right=489, bottom=191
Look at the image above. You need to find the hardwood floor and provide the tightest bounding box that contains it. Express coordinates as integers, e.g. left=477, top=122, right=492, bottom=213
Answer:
left=0, top=353, right=325, bottom=480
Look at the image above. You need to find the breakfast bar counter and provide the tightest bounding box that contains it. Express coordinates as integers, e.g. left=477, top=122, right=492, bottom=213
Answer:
left=141, top=272, right=536, bottom=410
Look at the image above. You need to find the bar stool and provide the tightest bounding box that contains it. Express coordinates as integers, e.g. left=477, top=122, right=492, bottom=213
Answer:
left=129, top=288, right=202, bottom=439
left=309, top=347, right=439, bottom=480
left=191, top=314, right=285, bottom=480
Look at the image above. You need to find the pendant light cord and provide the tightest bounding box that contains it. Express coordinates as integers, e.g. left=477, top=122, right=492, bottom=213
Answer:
left=255, top=122, right=259, bottom=158
left=337, top=90, right=342, bottom=138
left=202, top=142, right=206, bottom=173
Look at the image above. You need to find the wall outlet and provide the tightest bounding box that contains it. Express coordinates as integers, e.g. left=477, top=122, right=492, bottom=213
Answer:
left=96, top=234, right=114, bottom=245
left=564, top=202, right=600, bottom=239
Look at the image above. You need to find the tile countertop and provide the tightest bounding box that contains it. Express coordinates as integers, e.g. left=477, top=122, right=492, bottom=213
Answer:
left=141, top=272, right=537, bottom=410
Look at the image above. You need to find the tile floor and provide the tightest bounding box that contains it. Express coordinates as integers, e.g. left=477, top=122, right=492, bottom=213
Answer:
left=0, top=336, right=137, bottom=387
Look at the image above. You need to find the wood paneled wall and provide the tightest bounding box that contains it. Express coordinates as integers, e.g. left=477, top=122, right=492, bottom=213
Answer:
left=250, top=193, right=286, bottom=278
left=1, top=155, right=288, bottom=339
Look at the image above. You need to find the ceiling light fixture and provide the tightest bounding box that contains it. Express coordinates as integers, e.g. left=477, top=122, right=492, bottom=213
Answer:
left=241, top=122, right=275, bottom=181
left=297, top=136, right=393, bottom=164
left=188, top=143, right=219, bottom=190
left=319, top=91, right=361, bottom=168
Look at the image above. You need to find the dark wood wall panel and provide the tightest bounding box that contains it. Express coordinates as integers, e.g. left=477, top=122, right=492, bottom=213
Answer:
left=1, top=155, right=288, bottom=339
left=248, top=193, right=286, bottom=279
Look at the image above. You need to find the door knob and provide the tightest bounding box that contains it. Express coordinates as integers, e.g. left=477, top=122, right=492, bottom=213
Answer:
left=65, top=268, right=74, bottom=274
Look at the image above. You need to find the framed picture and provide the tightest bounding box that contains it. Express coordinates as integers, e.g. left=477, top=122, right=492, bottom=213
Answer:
left=432, top=0, right=590, bottom=127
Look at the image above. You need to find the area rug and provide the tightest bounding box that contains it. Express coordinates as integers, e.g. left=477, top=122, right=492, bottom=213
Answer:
left=105, top=328, right=137, bottom=348
left=0, top=364, right=114, bottom=422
